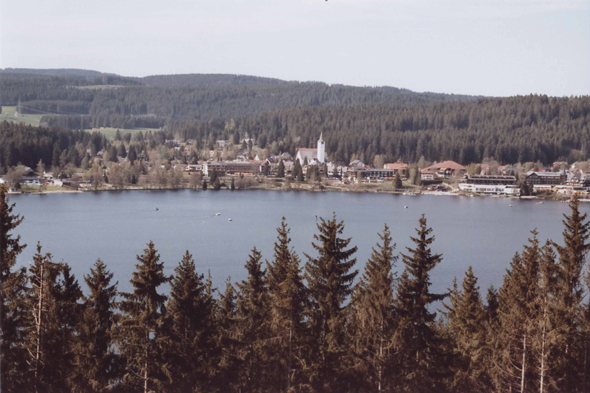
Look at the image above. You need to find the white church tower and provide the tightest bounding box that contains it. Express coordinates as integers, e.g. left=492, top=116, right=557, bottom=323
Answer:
left=317, top=133, right=325, bottom=163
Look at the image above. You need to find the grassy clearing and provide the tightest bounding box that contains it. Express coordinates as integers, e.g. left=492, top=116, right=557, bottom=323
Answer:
left=0, top=106, right=45, bottom=127
left=85, top=127, right=159, bottom=139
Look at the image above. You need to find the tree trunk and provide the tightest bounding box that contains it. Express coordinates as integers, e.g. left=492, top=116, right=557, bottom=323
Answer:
left=540, top=302, right=547, bottom=393
left=287, top=327, right=292, bottom=392
left=34, top=260, right=45, bottom=393
left=521, top=333, right=527, bottom=393
left=144, top=337, right=149, bottom=393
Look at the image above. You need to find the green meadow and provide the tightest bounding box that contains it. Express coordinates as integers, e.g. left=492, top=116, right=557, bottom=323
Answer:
left=0, top=106, right=45, bottom=127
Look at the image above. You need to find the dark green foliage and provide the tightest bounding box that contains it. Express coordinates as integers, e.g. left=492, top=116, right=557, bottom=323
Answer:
left=277, top=160, right=285, bottom=178
left=551, top=195, right=590, bottom=390
left=23, top=245, right=82, bottom=393
left=116, top=241, right=169, bottom=392
left=292, top=160, right=303, bottom=182
left=350, top=224, right=397, bottom=392
left=74, top=259, right=119, bottom=392
left=128, top=144, right=138, bottom=163
left=166, top=251, right=216, bottom=392
left=235, top=247, right=270, bottom=392
left=231, top=177, right=235, bottom=191
left=304, top=213, right=358, bottom=392
left=496, top=231, right=543, bottom=392
left=267, top=218, right=307, bottom=392
left=0, top=185, right=27, bottom=391
left=444, top=267, right=491, bottom=392
left=215, top=278, right=241, bottom=392
left=202, top=179, right=207, bottom=190
left=394, top=172, right=402, bottom=190
left=392, top=214, right=450, bottom=393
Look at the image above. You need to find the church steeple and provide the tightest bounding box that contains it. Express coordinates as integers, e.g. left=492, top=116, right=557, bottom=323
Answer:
left=317, top=132, right=325, bottom=163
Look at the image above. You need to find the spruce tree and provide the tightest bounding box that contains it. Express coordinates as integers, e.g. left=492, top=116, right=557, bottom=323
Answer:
left=277, top=160, right=285, bottom=178
left=394, top=172, right=402, bottom=190
left=74, top=259, right=119, bottom=392
left=128, top=145, right=138, bottom=163
left=350, top=224, right=397, bottom=393
left=235, top=247, right=270, bottom=392
left=444, top=266, right=491, bottom=392
left=496, top=231, right=542, bottom=393
left=24, top=245, right=79, bottom=393
left=391, top=214, right=449, bottom=393
left=267, top=218, right=307, bottom=392
left=166, top=251, right=216, bottom=392
left=55, top=263, right=83, bottom=389
left=0, top=185, right=27, bottom=391
left=215, top=278, right=241, bottom=392
left=304, top=213, right=358, bottom=392
left=117, top=241, right=169, bottom=393
left=552, top=194, right=590, bottom=390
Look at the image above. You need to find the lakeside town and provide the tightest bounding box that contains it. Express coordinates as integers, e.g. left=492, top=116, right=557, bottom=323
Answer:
left=1, top=132, right=588, bottom=201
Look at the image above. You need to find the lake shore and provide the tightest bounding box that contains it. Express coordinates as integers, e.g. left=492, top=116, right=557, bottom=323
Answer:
left=7, top=181, right=575, bottom=202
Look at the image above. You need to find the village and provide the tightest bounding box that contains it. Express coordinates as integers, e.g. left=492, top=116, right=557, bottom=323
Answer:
left=1, top=133, right=589, bottom=200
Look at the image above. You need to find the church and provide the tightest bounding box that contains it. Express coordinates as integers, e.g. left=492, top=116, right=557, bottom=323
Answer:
left=295, top=133, right=325, bottom=165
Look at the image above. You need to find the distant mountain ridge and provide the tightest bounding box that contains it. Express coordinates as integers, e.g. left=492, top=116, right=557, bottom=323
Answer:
left=0, top=68, right=117, bottom=79
left=1, top=68, right=480, bottom=128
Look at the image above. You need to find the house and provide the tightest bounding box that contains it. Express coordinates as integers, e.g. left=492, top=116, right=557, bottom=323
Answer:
left=421, top=169, right=436, bottom=181
left=296, top=134, right=326, bottom=165
left=462, top=174, right=517, bottom=185
left=384, top=161, right=409, bottom=177
left=525, top=171, right=566, bottom=186
left=184, top=164, right=203, bottom=173
left=423, top=161, right=467, bottom=178
left=203, top=161, right=262, bottom=176
left=360, top=169, right=396, bottom=181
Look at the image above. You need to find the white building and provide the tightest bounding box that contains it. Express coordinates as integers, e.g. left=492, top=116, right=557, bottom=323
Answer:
left=296, top=133, right=326, bottom=165
left=459, top=183, right=521, bottom=196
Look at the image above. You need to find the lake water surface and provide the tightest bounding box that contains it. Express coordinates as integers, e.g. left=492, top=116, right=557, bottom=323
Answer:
left=11, top=190, right=583, bottom=297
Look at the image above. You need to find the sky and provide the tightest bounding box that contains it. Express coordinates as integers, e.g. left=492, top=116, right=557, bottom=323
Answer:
left=1, top=0, right=588, bottom=97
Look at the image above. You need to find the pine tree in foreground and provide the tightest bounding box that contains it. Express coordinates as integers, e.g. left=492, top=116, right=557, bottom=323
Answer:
left=74, top=259, right=119, bottom=392
left=216, top=277, right=241, bottom=392
left=350, top=223, right=397, bottom=393
left=496, top=231, right=542, bottom=393
left=24, top=245, right=80, bottom=393
left=117, top=241, right=169, bottom=393
left=235, top=246, right=270, bottom=393
left=0, top=184, right=28, bottom=391
left=166, top=250, right=216, bottom=393
left=444, top=266, right=491, bottom=392
left=267, top=218, right=307, bottom=392
left=392, top=214, right=450, bottom=393
left=304, top=213, right=358, bottom=392
left=551, top=194, right=590, bottom=391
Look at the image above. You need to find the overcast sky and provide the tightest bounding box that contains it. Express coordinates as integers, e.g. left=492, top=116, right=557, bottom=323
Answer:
left=1, top=0, right=588, bottom=97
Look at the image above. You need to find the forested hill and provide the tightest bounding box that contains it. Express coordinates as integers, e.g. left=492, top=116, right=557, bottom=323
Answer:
left=0, top=68, right=477, bottom=125
left=168, top=95, right=590, bottom=165
left=140, top=73, right=295, bottom=88
left=0, top=68, right=115, bottom=79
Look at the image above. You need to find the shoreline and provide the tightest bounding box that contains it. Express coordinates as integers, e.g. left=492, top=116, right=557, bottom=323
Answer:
left=7, top=184, right=574, bottom=203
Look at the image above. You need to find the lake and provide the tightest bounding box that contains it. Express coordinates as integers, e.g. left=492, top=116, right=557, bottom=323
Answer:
left=10, top=190, right=583, bottom=297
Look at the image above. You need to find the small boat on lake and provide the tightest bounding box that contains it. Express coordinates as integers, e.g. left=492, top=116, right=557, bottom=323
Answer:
left=154, top=207, right=159, bottom=211
left=228, top=218, right=233, bottom=222
left=215, top=213, right=221, bottom=216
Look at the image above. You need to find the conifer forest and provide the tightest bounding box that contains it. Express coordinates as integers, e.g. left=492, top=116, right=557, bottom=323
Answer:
left=2, top=184, right=590, bottom=393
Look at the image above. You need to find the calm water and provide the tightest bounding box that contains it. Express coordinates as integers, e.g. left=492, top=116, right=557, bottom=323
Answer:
left=10, top=190, right=582, bottom=296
